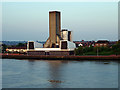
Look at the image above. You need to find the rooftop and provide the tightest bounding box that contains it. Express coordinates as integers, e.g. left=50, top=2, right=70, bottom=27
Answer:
left=49, top=11, right=60, bottom=13
left=62, top=29, right=68, bottom=31
left=96, top=40, right=109, bottom=43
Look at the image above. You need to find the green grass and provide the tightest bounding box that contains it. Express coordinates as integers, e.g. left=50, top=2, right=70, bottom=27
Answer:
left=77, top=51, right=116, bottom=56
left=83, top=51, right=97, bottom=55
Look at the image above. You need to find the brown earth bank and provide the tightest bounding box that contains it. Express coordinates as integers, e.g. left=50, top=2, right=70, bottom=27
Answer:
left=1, top=53, right=120, bottom=60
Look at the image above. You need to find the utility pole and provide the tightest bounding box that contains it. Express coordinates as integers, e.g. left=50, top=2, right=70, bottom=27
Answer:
left=97, top=48, right=99, bottom=56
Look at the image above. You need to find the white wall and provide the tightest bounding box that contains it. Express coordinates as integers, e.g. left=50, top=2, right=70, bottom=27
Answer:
left=67, top=41, right=76, bottom=50
left=61, top=31, right=68, bottom=40
left=34, top=42, right=43, bottom=48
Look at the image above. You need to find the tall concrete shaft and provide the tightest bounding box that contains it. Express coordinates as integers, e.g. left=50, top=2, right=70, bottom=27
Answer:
left=49, top=11, right=61, bottom=44
left=44, top=11, right=61, bottom=48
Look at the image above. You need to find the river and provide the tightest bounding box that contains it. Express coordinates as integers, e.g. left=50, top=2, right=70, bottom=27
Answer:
left=2, top=59, right=118, bottom=88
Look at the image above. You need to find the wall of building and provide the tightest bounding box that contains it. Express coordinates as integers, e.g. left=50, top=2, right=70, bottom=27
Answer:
left=27, top=51, right=45, bottom=55
left=6, top=49, right=27, bottom=53
left=67, top=41, right=76, bottom=50
left=61, top=30, right=72, bottom=42
left=60, top=40, right=76, bottom=50
left=34, top=42, right=43, bottom=48
left=94, top=43, right=108, bottom=47
left=68, top=31, right=72, bottom=41
left=27, top=51, right=74, bottom=56
left=61, top=30, right=68, bottom=40
left=49, top=11, right=61, bottom=47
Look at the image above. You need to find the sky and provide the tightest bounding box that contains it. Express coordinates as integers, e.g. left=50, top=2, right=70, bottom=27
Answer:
left=2, top=2, right=118, bottom=41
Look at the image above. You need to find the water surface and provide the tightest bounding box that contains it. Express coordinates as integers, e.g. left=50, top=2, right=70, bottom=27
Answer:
left=2, top=59, right=118, bottom=88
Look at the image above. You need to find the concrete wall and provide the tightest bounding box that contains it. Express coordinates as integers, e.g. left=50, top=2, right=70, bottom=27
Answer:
left=61, top=30, right=72, bottom=42
left=49, top=11, right=61, bottom=47
left=27, top=51, right=45, bottom=55
left=67, top=41, right=76, bottom=50
left=68, top=31, right=72, bottom=42
left=34, top=42, right=43, bottom=48
left=49, top=11, right=56, bottom=44
left=27, top=51, right=74, bottom=56
left=60, top=40, right=76, bottom=50
left=61, top=30, right=68, bottom=41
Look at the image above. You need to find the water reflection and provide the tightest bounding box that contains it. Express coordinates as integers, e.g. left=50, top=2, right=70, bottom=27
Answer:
left=47, top=61, right=63, bottom=88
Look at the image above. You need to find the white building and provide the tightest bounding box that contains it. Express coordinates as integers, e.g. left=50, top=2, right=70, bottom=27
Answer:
left=61, top=29, right=72, bottom=42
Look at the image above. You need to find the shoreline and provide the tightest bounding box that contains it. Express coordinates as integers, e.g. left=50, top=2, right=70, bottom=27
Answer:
left=1, top=54, right=120, bottom=60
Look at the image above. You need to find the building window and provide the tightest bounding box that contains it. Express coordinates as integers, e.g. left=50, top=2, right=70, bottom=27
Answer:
left=61, top=41, right=67, bottom=49
left=29, top=42, right=34, bottom=49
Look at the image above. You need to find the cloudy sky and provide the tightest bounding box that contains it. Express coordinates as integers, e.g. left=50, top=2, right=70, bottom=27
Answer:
left=2, top=2, right=118, bottom=41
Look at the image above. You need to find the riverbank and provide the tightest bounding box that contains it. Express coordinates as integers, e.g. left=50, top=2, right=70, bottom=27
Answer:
left=1, top=54, right=120, bottom=60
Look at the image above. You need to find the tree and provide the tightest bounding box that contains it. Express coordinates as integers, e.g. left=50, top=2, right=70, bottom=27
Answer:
left=112, top=42, right=120, bottom=55
left=2, top=44, right=7, bottom=53
left=16, top=43, right=25, bottom=47
left=75, top=46, right=83, bottom=55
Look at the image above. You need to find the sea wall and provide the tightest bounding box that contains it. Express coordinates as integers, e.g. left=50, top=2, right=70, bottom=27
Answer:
left=1, top=54, right=120, bottom=60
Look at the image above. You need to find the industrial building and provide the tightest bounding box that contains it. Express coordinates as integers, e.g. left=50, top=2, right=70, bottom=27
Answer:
left=27, top=11, right=76, bottom=55
left=44, top=11, right=61, bottom=48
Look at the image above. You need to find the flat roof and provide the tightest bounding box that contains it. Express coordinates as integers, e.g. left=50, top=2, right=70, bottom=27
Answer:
left=49, top=11, right=60, bottom=13
left=62, top=29, right=68, bottom=31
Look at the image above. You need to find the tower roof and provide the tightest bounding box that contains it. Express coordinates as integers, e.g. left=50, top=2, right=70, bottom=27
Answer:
left=49, top=11, right=60, bottom=13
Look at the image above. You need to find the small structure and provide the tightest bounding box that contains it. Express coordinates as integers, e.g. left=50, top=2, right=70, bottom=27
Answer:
left=61, top=29, right=72, bottom=42
left=94, top=40, right=109, bottom=47
left=6, top=46, right=27, bottom=53
left=74, top=41, right=95, bottom=47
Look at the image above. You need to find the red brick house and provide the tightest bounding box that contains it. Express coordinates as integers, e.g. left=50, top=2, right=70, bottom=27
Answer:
left=94, top=40, right=109, bottom=47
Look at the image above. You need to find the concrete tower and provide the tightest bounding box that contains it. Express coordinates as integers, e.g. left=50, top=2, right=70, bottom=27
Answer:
left=44, top=11, right=62, bottom=48
left=61, top=29, right=72, bottom=42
